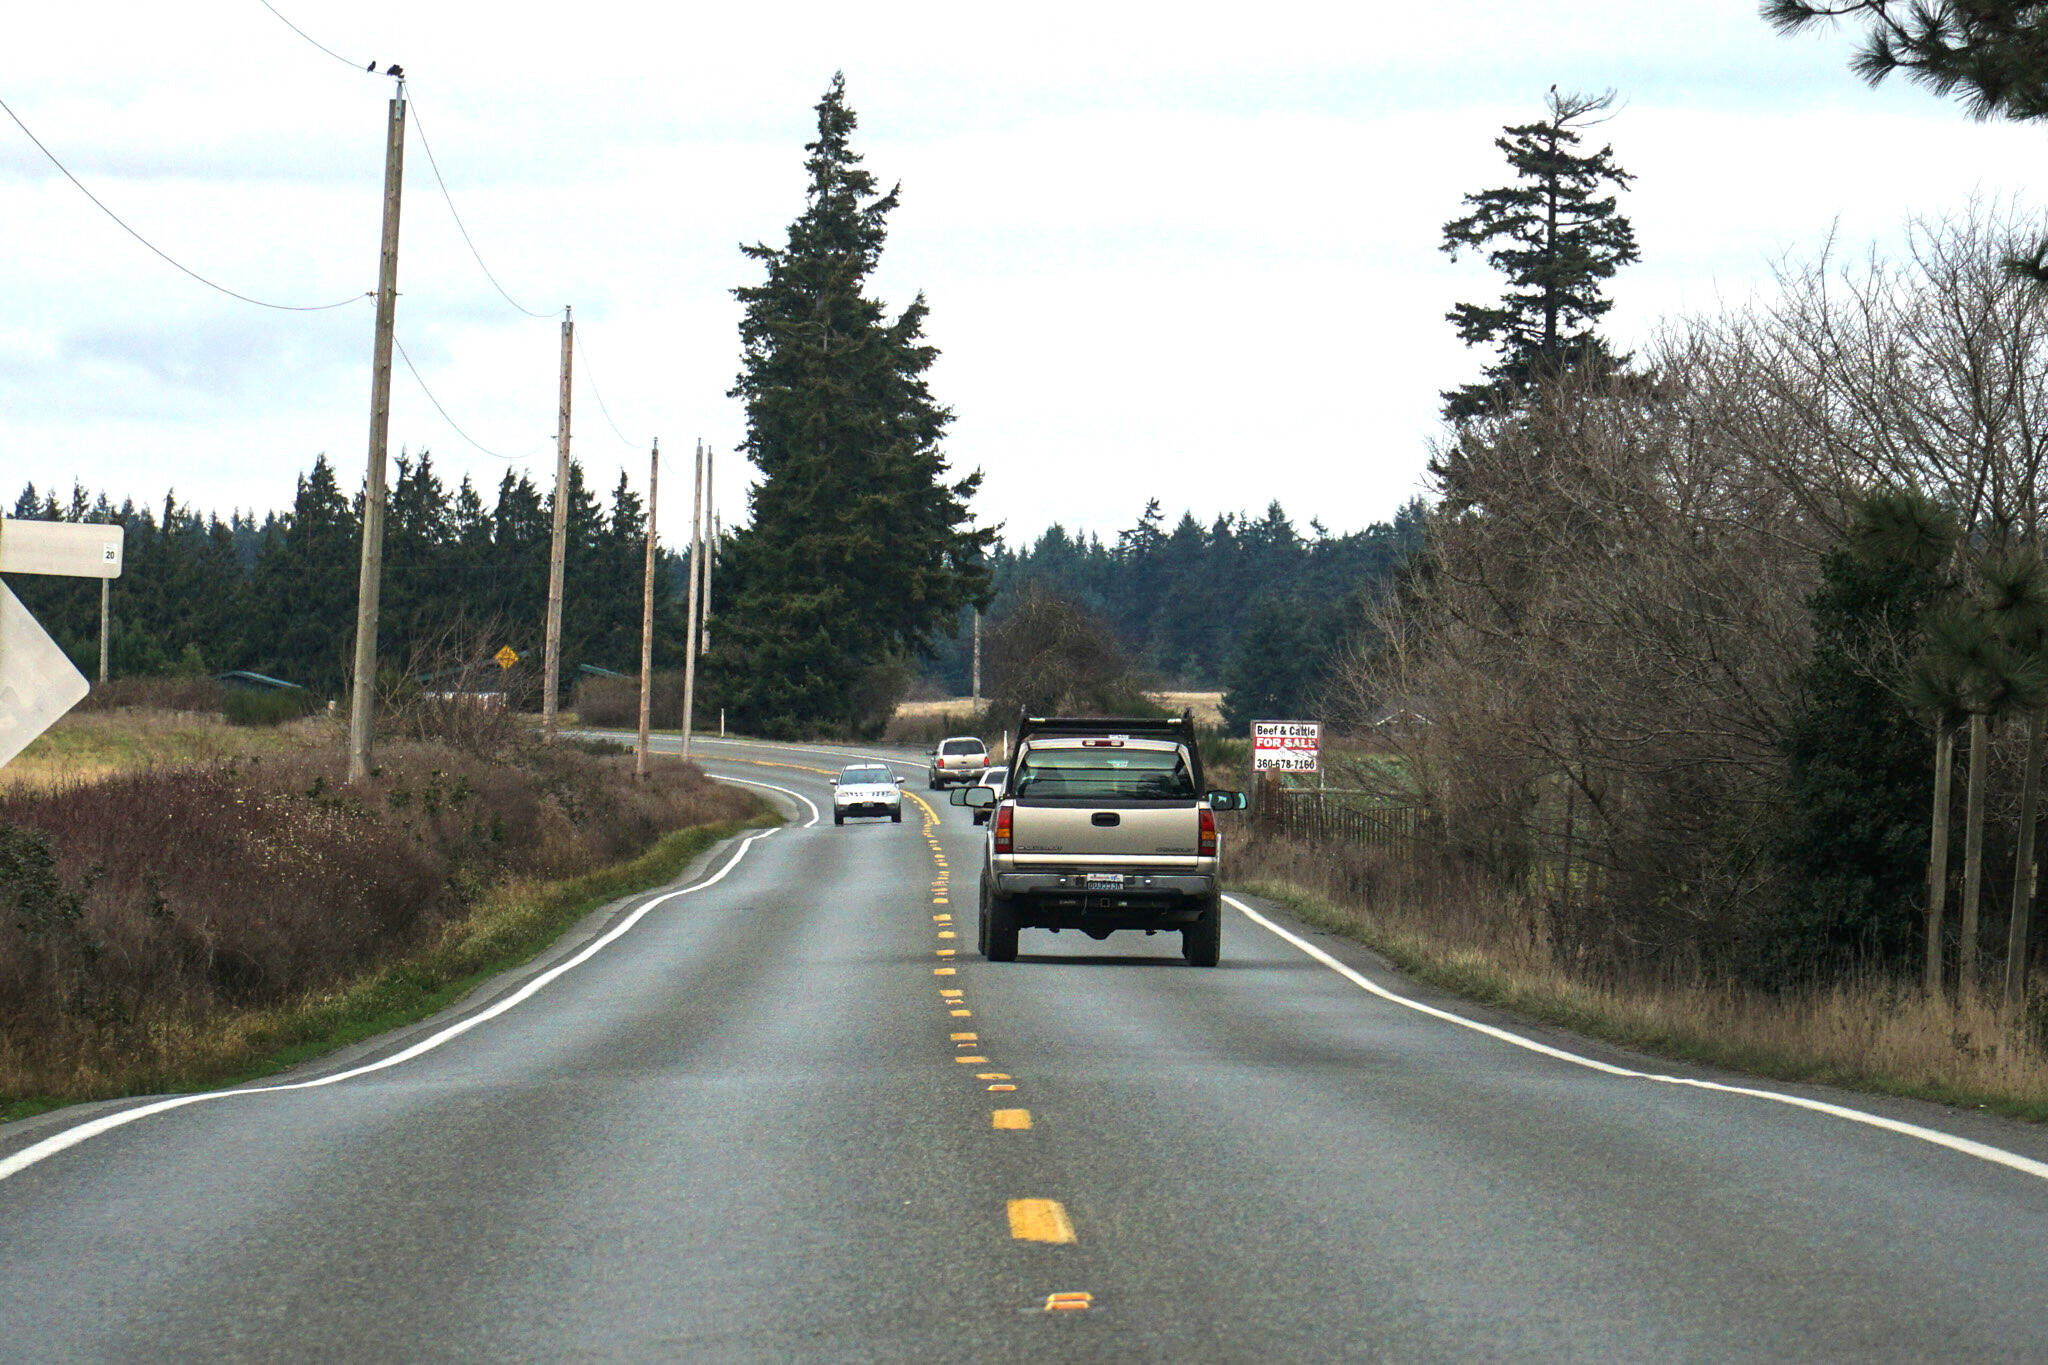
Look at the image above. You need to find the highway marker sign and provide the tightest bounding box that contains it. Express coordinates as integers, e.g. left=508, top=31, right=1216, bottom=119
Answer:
left=0, top=518, right=124, bottom=579
left=1252, top=720, right=1321, bottom=773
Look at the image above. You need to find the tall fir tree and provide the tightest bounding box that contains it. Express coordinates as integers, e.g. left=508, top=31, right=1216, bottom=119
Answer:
left=1439, top=88, right=1639, bottom=421
left=715, top=73, right=994, bottom=737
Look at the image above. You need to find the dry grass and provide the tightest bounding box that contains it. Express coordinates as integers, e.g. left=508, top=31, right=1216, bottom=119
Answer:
left=1151, top=690, right=1225, bottom=726
left=0, top=735, right=759, bottom=1106
left=0, top=710, right=331, bottom=794
left=890, top=690, right=1224, bottom=727
left=1231, top=830, right=2048, bottom=1119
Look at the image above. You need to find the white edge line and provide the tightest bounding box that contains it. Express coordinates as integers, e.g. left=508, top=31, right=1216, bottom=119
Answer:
left=0, top=825, right=784, bottom=1186
left=719, top=774, right=821, bottom=828
left=1223, top=894, right=2048, bottom=1186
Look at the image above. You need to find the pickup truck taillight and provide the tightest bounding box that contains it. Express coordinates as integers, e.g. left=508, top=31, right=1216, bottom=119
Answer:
left=1199, top=806, right=1218, bottom=856
left=993, top=802, right=1014, bottom=854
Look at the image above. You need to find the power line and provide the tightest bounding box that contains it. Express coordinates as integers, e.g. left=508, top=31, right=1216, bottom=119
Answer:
left=394, top=337, right=542, bottom=462
left=572, top=330, right=641, bottom=447
left=407, top=94, right=556, bottom=320
left=0, top=91, right=367, bottom=312
left=253, top=0, right=375, bottom=73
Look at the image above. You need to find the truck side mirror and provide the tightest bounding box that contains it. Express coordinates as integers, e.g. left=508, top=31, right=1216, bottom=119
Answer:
left=956, top=786, right=996, bottom=809
left=1206, top=790, right=1248, bottom=812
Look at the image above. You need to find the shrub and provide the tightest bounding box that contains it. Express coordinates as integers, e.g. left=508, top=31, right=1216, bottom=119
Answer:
left=222, top=688, right=320, bottom=727
left=0, top=740, right=759, bottom=1100
left=74, top=677, right=229, bottom=715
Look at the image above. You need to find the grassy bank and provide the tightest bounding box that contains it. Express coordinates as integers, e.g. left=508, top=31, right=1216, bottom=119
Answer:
left=1, top=814, right=767, bottom=1124
left=0, top=712, right=764, bottom=1115
left=0, top=710, right=327, bottom=794
left=1231, top=834, right=2048, bottom=1123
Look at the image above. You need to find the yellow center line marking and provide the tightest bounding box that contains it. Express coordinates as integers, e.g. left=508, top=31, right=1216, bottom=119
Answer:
left=951, top=1032, right=978, bottom=1040
left=1007, top=1199, right=1076, bottom=1244
left=933, top=914, right=951, bottom=922
left=955, top=1055, right=988, bottom=1063
left=977, top=1072, right=1010, bottom=1079
left=940, top=989, right=963, bottom=997
left=1044, top=1291, right=1091, bottom=1311
left=936, top=949, right=956, bottom=957
left=993, top=1108, right=1031, bottom=1130
left=934, top=898, right=950, bottom=905
left=937, top=931, right=957, bottom=939
left=951, top=1009, right=973, bottom=1017
left=987, top=1082, right=1017, bottom=1092
left=934, top=966, right=957, bottom=975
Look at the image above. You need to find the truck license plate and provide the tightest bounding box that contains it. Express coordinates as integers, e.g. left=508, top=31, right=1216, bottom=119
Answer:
left=1084, top=874, right=1126, bottom=889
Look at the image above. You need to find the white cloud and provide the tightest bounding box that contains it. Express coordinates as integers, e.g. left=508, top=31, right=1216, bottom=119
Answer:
left=2, top=0, right=2039, bottom=543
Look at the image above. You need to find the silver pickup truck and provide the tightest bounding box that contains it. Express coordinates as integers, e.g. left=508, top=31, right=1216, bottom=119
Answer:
left=953, top=713, right=1247, bottom=966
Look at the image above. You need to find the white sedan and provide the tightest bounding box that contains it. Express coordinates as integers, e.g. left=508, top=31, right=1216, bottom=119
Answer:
left=832, top=764, right=905, bottom=825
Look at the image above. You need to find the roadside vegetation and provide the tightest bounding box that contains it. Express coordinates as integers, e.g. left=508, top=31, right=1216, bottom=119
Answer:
left=0, top=708, right=762, bottom=1116
left=1229, top=829, right=2048, bottom=1119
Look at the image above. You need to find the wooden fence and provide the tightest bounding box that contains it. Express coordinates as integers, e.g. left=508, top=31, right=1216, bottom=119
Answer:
left=1257, top=786, right=1419, bottom=851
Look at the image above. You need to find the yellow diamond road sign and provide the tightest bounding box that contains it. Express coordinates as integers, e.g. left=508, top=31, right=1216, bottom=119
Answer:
left=495, top=646, right=519, bottom=670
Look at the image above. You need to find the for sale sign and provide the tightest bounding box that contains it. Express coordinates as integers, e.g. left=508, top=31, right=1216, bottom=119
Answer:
left=1252, top=720, right=1320, bottom=773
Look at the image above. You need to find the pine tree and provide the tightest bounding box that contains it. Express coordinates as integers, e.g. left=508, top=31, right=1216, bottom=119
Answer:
left=716, top=73, right=995, bottom=736
left=1440, top=89, right=1640, bottom=421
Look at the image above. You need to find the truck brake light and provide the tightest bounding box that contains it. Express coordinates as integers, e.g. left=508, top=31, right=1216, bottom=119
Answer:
left=1199, top=806, right=1217, bottom=856
left=993, top=802, right=1014, bottom=855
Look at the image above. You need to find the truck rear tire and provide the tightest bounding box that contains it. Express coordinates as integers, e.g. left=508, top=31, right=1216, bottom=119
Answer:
left=982, top=882, right=1019, bottom=962
left=1183, top=899, right=1221, bottom=967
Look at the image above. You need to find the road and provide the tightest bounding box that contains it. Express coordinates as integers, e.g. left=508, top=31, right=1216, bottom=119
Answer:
left=4, top=734, right=2048, bottom=1361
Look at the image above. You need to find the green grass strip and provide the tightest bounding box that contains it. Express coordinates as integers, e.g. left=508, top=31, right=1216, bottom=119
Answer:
left=1232, top=876, right=2048, bottom=1126
left=2, top=809, right=779, bottom=1126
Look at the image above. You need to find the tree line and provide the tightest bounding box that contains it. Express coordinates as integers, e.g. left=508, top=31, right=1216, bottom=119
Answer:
left=919, top=499, right=1425, bottom=719
left=8, top=451, right=685, bottom=694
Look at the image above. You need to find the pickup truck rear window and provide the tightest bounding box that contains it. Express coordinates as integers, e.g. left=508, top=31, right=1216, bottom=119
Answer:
left=1013, top=748, right=1195, bottom=800
left=940, top=740, right=986, bottom=756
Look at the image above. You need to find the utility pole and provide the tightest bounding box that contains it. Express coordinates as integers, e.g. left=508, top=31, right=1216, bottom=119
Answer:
left=637, top=439, right=659, bottom=780
left=680, top=440, right=705, bottom=761
left=98, top=579, right=109, bottom=684
left=972, top=608, right=981, bottom=703
left=701, top=447, right=714, bottom=653
left=542, top=305, right=573, bottom=744
left=348, top=81, right=406, bottom=784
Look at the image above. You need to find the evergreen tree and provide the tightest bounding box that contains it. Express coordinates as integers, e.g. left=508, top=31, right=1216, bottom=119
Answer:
left=716, top=73, right=995, bottom=736
left=1440, top=88, right=1639, bottom=421
left=1768, top=490, right=1957, bottom=982
left=1765, top=3, right=2048, bottom=279
left=250, top=455, right=359, bottom=688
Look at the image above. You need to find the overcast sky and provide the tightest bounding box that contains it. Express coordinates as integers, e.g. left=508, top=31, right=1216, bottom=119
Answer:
left=2, top=2, right=2040, bottom=545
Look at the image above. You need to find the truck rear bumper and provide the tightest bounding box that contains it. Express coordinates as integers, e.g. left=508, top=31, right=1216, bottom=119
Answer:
left=995, top=871, right=1216, bottom=928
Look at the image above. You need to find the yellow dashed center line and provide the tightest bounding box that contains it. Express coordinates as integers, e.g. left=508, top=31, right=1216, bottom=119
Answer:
left=951, top=1032, right=978, bottom=1041
left=934, top=966, right=957, bottom=975
left=937, top=931, right=956, bottom=939
left=1007, top=1199, right=1076, bottom=1244
left=951, top=1009, right=973, bottom=1017
left=955, top=1055, right=989, bottom=1064
left=993, top=1108, right=1031, bottom=1130
left=977, top=1073, right=1010, bottom=1080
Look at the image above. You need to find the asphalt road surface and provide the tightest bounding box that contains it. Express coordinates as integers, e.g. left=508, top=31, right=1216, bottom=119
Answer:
left=6, top=734, right=2048, bottom=1362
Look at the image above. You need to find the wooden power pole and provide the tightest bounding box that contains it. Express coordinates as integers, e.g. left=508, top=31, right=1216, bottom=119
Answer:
left=637, top=439, right=659, bottom=780
left=680, top=440, right=705, bottom=761
left=700, top=446, right=714, bottom=653
left=542, top=305, right=573, bottom=743
left=348, top=82, right=407, bottom=784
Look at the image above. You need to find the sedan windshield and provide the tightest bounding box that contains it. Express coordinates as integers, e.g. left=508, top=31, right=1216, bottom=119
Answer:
left=840, top=767, right=892, bottom=785
left=1012, top=747, right=1194, bottom=800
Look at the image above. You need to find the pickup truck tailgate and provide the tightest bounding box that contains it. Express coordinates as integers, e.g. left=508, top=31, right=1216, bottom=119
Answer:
left=1010, top=803, right=1201, bottom=864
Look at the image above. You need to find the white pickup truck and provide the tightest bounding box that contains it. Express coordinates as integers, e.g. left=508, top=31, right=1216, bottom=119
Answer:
left=954, top=713, right=1247, bottom=966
